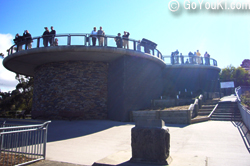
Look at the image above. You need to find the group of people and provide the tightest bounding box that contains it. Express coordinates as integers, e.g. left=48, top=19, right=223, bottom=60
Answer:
left=90, top=26, right=131, bottom=49
left=13, top=30, right=32, bottom=51
left=42, top=26, right=58, bottom=47
left=13, top=26, right=140, bottom=52
left=171, top=49, right=211, bottom=65
left=90, top=26, right=105, bottom=46
left=114, top=31, right=130, bottom=49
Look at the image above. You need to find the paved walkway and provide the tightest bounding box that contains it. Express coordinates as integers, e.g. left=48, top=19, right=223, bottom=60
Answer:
left=220, top=94, right=238, bottom=102
left=29, top=120, right=250, bottom=166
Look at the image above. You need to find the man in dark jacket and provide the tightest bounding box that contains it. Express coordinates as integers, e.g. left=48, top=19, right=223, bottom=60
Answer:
left=114, top=33, right=123, bottom=48
left=23, top=30, right=32, bottom=49
left=14, top=33, right=23, bottom=51
left=49, top=26, right=56, bottom=46
left=42, top=27, right=50, bottom=47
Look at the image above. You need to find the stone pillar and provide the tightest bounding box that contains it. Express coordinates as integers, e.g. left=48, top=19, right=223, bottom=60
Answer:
left=130, top=119, right=171, bottom=165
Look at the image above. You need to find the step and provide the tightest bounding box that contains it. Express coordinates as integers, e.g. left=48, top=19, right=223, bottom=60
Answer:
left=199, top=108, right=213, bottom=111
left=198, top=112, right=211, bottom=116
left=214, top=109, right=240, bottom=113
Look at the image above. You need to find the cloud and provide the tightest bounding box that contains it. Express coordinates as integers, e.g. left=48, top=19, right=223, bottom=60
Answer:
left=0, top=33, right=18, bottom=92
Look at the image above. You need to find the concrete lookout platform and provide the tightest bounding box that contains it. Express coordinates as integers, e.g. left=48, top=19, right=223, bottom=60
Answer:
left=3, top=46, right=166, bottom=121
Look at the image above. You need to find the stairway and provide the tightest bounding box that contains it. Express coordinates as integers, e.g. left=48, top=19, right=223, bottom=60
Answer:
left=210, top=101, right=242, bottom=121
left=191, top=98, right=219, bottom=123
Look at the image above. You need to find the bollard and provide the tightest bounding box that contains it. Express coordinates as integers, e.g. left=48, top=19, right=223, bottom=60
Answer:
left=130, top=119, right=172, bottom=165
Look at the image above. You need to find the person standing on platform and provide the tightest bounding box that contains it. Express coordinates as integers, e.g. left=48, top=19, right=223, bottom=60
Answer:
left=23, top=30, right=32, bottom=49
left=97, top=26, right=105, bottom=46
left=114, top=33, right=123, bottom=48
left=122, top=31, right=130, bottom=49
left=49, top=26, right=56, bottom=46
left=14, top=33, right=23, bottom=51
left=90, top=27, right=97, bottom=46
left=196, top=50, right=201, bottom=64
left=42, top=27, right=50, bottom=47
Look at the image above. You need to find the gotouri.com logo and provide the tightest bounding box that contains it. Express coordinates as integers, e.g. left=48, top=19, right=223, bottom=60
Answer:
left=168, top=0, right=180, bottom=12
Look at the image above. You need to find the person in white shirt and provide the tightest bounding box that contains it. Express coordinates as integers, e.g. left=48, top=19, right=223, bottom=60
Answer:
left=90, top=27, right=97, bottom=46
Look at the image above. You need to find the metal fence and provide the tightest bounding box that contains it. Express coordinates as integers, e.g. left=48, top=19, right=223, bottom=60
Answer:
left=6, top=33, right=163, bottom=61
left=235, top=86, right=250, bottom=131
left=0, top=119, right=51, bottom=166
left=163, top=55, right=218, bottom=67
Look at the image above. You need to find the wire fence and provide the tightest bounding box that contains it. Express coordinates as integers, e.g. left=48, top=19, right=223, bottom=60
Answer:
left=0, top=119, right=51, bottom=166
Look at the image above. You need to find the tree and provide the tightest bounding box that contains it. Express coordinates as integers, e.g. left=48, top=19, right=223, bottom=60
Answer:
left=220, top=65, right=250, bottom=87
left=14, top=74, right=34, bottom=113
left=0, top=53, right=4, bottom=58
left=0, top=74, right=34, bottom=115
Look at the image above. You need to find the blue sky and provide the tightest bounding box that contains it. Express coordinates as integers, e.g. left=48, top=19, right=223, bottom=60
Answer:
left=0, top=0, right=250, bottom=92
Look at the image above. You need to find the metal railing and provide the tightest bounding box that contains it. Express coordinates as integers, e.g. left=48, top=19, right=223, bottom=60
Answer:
left=163, top=55, right=218, bottom=67
left=6, top=33, right=163, bottom=61
left=235, top=86, right=250, bottom=131
left=0, top=119, right=51, bottom=166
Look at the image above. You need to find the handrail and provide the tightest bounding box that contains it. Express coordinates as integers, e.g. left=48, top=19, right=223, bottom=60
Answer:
left=163, top=55, right=218, bottom=67
left=6, top=33, right=164, bottom=61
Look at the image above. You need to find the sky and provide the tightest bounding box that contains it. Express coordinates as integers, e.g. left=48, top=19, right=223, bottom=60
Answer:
left=0, top=0, right=250, bottom=92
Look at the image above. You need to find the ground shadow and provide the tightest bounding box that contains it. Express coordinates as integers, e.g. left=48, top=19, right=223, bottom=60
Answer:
left=0, top=119, right=188, bottom=142
left=46, top=120, right=135, bottom=142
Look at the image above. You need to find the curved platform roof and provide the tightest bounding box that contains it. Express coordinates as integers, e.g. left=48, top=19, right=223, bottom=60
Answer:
left=3, top=46, right=166, bottom=76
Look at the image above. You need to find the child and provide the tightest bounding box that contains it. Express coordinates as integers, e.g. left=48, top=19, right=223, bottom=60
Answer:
left=54, top=38, right=58, bottom=46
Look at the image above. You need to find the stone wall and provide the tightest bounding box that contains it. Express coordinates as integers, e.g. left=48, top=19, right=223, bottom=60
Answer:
left=32, top=61, right=108, bottom=120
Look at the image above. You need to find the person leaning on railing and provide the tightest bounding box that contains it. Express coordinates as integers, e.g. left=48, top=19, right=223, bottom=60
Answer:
left=13, top=33, right=23, bottom=51
left=23, top=30, right=32, bottom=49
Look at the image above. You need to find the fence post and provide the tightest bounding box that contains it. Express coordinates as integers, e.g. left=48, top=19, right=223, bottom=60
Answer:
left=67, top=35, right=71, bottom=45
left=37, top=38, right=40, bottom=48
left=133, top=41, right=136, bottom=51
left=104, top=36, right=107, bottom=46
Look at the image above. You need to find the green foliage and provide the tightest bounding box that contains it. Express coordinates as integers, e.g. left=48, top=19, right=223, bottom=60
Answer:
left=219, top=65, right=250, bottom=87
left=0, top=74, right=33, bottom=115
left=241, top=91, right=250, bottom=108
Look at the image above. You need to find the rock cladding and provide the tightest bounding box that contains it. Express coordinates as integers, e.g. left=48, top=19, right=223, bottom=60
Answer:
left=32, top=61, right=108, bottom=120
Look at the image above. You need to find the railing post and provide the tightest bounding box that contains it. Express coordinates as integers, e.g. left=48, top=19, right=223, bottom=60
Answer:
left=67, top=35, right=71, bottom=45
left=104, top=36, right=107, bottom=46
left=84, top=35, right=87, bottom=46
left=133, top=41, right=136, bottom=51
left=37, top=38, right=40, bottom=48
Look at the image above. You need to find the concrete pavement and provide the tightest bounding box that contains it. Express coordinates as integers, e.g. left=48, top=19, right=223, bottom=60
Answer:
left=31, top=120, right=250, bottom=166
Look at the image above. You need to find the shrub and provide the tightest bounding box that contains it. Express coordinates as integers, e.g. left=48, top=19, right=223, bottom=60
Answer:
left=241, top=91, right=250, bottom=108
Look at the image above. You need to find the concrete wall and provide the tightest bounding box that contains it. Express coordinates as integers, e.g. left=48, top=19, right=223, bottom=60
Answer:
left=108, top=56, right=164, bottom=121
left=32, top=61, right=108, bottom=120
left=163, top=66, right=220, bottom=94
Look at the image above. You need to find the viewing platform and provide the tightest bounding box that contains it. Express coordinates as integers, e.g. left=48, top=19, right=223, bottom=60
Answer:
left=2, top=33, right=221, bottom=122
left=4, top=33, right=164, bottom=76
